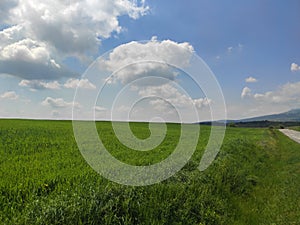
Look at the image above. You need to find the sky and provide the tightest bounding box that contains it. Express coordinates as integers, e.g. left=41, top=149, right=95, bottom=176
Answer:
left=0, top=0, right=300, bottom=121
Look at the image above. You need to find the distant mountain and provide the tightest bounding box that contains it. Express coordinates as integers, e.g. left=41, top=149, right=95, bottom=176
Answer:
left=198, top=109, right=300, bottom=126
left=240, top=109, right=300, bottom=122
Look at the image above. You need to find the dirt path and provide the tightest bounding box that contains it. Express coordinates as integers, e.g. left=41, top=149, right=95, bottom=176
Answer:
left=279, top=129, right=300, bottom=144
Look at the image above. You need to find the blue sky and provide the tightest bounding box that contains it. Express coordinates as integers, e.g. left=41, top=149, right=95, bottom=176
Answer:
left=0, top=0, right=300, bottom=121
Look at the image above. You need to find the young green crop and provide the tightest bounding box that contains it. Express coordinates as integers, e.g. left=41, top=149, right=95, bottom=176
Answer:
left=290, top=126, right=300, bottom=132
left=0, top=119, right=299, bottom=224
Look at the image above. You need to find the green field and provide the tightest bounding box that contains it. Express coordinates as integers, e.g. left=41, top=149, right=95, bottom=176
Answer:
left=0, top=120, right=299, bottom=224
left=290, top=126, right=300, bottom=132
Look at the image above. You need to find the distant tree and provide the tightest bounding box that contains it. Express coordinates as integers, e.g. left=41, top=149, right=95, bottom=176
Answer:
left=228, top=123, right=236, bottom=127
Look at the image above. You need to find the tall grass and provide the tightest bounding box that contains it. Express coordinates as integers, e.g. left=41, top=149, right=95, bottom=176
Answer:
left=0, top=120, right=299, bottom=224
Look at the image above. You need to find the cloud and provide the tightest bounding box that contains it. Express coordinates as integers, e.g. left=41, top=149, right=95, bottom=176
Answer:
left=0, top=91, right=19, bottom=100
left=94, top=106, right=107, bottom=112
left=19, top=79, right=60, bottom=91
left=0, top=0, right=18, bottom=22
left=0, top=23, right=25, bottom=46
left=241, top=87, right=251, bottom=98
left=245, top=76, right=258, bottom=83
left=18, top=78, right=96, bottom=90
left=64, top=78, right=96, bottom=89
left=101, top=37, right=194, bottom=85
left=193, top=98, right=212, bottom=109
left=0, top=37, right=75, bottom=79
left=291, top=63, right=300, bottom=72
left=138, top=83, right=211, bottom=110
left=0, top=0, right=148, bottom=79
left=111, top=83, right=211, bottom=122
left=0, top=38, right=53, bottom=63
left=98, top=38, right=210, bottom=120
left=41, top=97, right=80, bottom=108
left=253, top=81, right=300, bottom=104
left=7, top=0, right=148, bottom=56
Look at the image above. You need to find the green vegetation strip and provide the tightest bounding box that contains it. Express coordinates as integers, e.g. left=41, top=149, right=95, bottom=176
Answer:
left=0, top=120, right=299, bottom=224
left=290, top=126, right=300, bottom=132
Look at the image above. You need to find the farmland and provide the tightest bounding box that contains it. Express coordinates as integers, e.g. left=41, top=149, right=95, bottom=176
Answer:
left=290, top=126, right=300, bottom=132
left=0, top=119, right=300, bottom=224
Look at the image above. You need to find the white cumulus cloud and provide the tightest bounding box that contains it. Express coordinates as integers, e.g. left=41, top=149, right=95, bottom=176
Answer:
left=241, top=87, right=252, bottom=98
left=7, top=0, right=148, bottom=56
left=0, top=91, right=19, bottom=100
left=19, top=79, right=61, bottom=91
left=64, top=78, right=96, bottom=89
left=94, top=106, right=107, bottom=112
left=0, top=37, right=75, bottom=79
left=291, top=63, right=300, bottom=72
left=19, top=78, right=96, bottom=90
left=245, top=76, right=257, bottom=83
left=0, top=0, right=18, bottom=22
left=42, top=97, right=80, bottom=108
left=0, top=0, right=149, bottom=79
left=138, top=83, right=211, bottom=110
left=101, top=37, right=194, bottom=85
left=98, top=38, right=210, bottom=120
left=253, top=81, right=300, bottom=104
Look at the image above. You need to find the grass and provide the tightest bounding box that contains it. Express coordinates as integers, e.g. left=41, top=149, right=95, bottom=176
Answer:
left=289, top=126, right=300, bottom=132
left=0, top=119, right=299, bottom=224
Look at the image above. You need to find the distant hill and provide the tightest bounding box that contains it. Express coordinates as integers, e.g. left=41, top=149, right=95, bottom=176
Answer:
left=199, top=109, right=300, bottom=128
left=223, top=109, right=300, bottom=128
left=240, top=109, right=300, bottom=122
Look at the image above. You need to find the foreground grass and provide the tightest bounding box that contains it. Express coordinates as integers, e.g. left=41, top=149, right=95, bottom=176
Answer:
left=0, top=120, right=299, bottom=224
